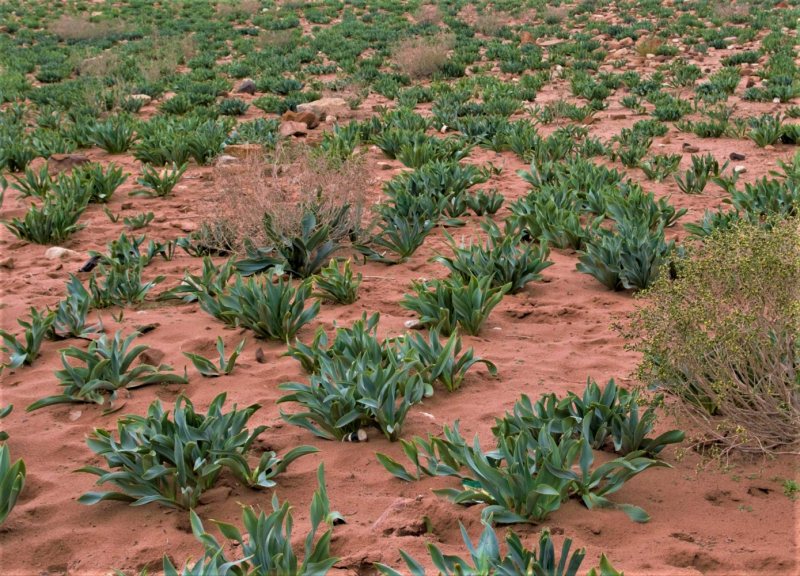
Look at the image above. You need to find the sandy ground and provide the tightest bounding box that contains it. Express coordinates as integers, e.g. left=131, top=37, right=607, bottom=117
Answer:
left=1, top=49, right=799, bottom=576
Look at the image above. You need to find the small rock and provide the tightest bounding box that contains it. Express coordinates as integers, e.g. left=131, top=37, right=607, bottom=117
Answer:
left=325, top=115, right=337, bottom=124
left=255, top=347, right=267, bottom=364
left=773, top=97, right=781, bottom=104
left=296, top=97, right=352, bottom=120
left=48, top=153, right=90, bottom=174
left=77, top=255, right=101, bottom=273
left=279, top=121, right=308, bottom=137
left=139, top=348, right=165, bottom=366
left=69, top=410, right=82, bottom=422
left=662, top=136, right=671, bottom=144
left=120, top=201, right=134, bottom=210
left=376, top=162, right=393, bottom=170
left=45, top=247, right=78, bottom=260
left=216, top=154, right=239, bottom=166
left=223, top=144, right=262, bottom=160
left=764, top=145, right=776, bottom=151
left=198, top=486, right=232, bottom=505
left=128, top=94, right=152, bottom=106
left=174, top=221, right=197, bottom=233
left=682, top=145, right=700, bottom=153
left=609, top=113, right=626, bottom=120
left=729, top=152, right=746, bottom=161
left=520, top=31, right=535, bottom=45
left=734, top=165, right=747, bottom=174
left=133, top=323, right=160, bottom=335
left=0, top=257, right=14, bottom=270
left=235, top=78, right=257, bottom=95
left=281, top=110, right=320, bottom=129
left=404, top=319, right=424, bottom=330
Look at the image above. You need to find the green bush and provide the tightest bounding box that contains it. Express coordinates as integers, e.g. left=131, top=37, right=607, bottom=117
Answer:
left=1, top=193, right=88, bottom=245
left=0, top=445, right=25, bottom=526
left=624, top=219, right=799, bottom=454
left=77, top=393, right=316, bottom=509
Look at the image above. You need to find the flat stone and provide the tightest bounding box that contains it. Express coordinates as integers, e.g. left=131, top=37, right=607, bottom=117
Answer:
left=139, top=348, right=165, bottom=366
left=296, top=97, right=352, bottom=120
left=729, top=152, right=746, bottom=161
left=128, top=94, right=152, bottom=105
left=223, top=144, right=262, bottom=160
left=235, top=78, right=256, bottom=95
left=45, top=247, right=78, bottom=260
left=279, top=121, right=308, bottom=137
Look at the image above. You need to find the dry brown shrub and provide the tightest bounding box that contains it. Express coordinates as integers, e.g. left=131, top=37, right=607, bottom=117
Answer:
left=413, top=4, right=443, bottom=25
left=475, top=14, right=505, bottom=36
left=218, top=0, right=262, bottom=17
left=138, top=36, right=196, bottom=83
left=48, top=15, right=122, bottom=41
left=713, top=2, right=749, bottom=22
left=542, top=7, right=567, bottom=24
left=392, top=34, right=456, bottom=79
left=258, top=29, right=299, bottom=49
left=202, top=144, right=370, bottom=253
left=635, top=37, right=663, bottom=57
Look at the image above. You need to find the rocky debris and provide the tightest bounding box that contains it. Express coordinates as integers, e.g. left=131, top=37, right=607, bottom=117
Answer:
left=609, top=113, right=627, bottom=120
left=0, top=257, right=14, bottom=270
left=171, top=221, right=197, bottom=233
left=128, top=94, right=152, bottom=105
left=281, top=109, right=320, bottom=129
left=730, top=152, right=746, bottom=161
left=139, top=348, right=165, bottom=366
left=372, top=498, right=427, bottom=537
left=133, top=323, right=160, bottom=335
left=45, top=247, right=78, bottom=260
left=404, top=319, right=423, bottom=329
left=255, top=347, right=267, bottom=364
left=764, top=145, right=776, bottom=151
left=279, top=121, right=309, bottom=137
left=297, top=97, right=352, bottom=120
left=325, top=115, right=337, bottom=124
left=48, top=153, right=90, bottom=174
left=222, top=144, right=262, bottom=160
left=733, top=165, right=747, bottom=174
left=520, top=31, right=535, bottom=45
left=682, top=143, right=700, bottom=153
left=376, top=162, right=393, bottom=171
left=215, top=154, right=239, bottom=166
left=235, top=78, right=257, bottom=95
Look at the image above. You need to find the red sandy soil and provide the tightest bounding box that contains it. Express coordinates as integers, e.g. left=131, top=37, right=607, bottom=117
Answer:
left=1, top=65, right=799, bottom=576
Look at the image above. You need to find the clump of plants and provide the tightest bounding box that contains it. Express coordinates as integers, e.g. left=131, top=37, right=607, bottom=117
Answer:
left=623, top=219, right=799, bottom=454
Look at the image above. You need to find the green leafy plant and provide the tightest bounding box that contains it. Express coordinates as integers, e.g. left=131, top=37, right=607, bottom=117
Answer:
left=355, top=214, right=435, bottom=264
left=263, top=211, right=340, bottom=279
left=398, top=327, right=497, bottom=392
left=88, top=260, right=166, bottom=308
left=51, top=275, right=103, bottom=339
left=189, top=462, right=341, bottom=575
left=10, top=165, right=52, bottom=199
left=183, top=337, right=245, bottom=377
left=401, top=275, right=510, bottom=336
left=199, top=273, right=320, bottom=341
left=131, top=162, right=188, bottom=198
left=0, top=307, right=54, bottom=368
left=747, top=113, right=783, bottom=147
left=465, top=187, right=505, bottom=216
left=2, top=194, right=88, bottom=244
left=27, top=331, right=187, bottom=411
left=158, top=256, right=235, bottom=303
left=77, top=393, right=317, bottom=509
left=89, top=119, right=137, bottom=154
left=375, top=519, right=621, bottom=576
left=0, top=444, right=25, bottom=525
left=430, top=220, right=553, bottom=294
left=312, top=259, right=361, bottom=304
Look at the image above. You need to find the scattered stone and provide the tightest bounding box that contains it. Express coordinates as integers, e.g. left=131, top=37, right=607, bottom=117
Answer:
left=662, top=136, right=671, bottom=144
left=297, top=97, right=352, bottom=120
left=440, top=125, right=448, bottom=134
left=682, top=143, right=700, bottom=153
left=133, top=323, right=160, bottom=335
left=609, top=113, right=627, bottom=120
left=404, top=319, right=424, bottom=330
left=128, top=94, right=152, bottom=106
left=279, top=121, right=309, bottom=137
left=235, top=78, right=257, bottom=95
left=281, top=110, right=320, bottom=129
left=121, top=201, right=134, bottom=210
left=342, top=429, right=368, bottom=443
left=325, top=115, right=337, bottom=124
left=172, top=221, right=197, bottom=233
left=45, top=247, right=78, bottom=260
left=0, top=257, right=14, bottom=270
left=69, top=410, right=82, bottom=422
left=215, top=154, right=239, bottom=166
left=139, top=348, right=165, bottom=366
left=730, top=152, right=746, bottom=161
left=746, top=77, right=757, bottom=88
left=223, top=144, right=262, bottom=160
left=376, top=162, right=393, bottom=170
left=48, top=153, right=90, bottom=174
left=764, top=145, right=776, bottom=151
left=198, top=486, right=232, bottom=505
left=520, top=31, right=535, bottom=45
left=255, top=347, right=267, bottom=364
left=734, top=165, right=747, bottom=174
left=619, top=37, right=634, bottom=47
